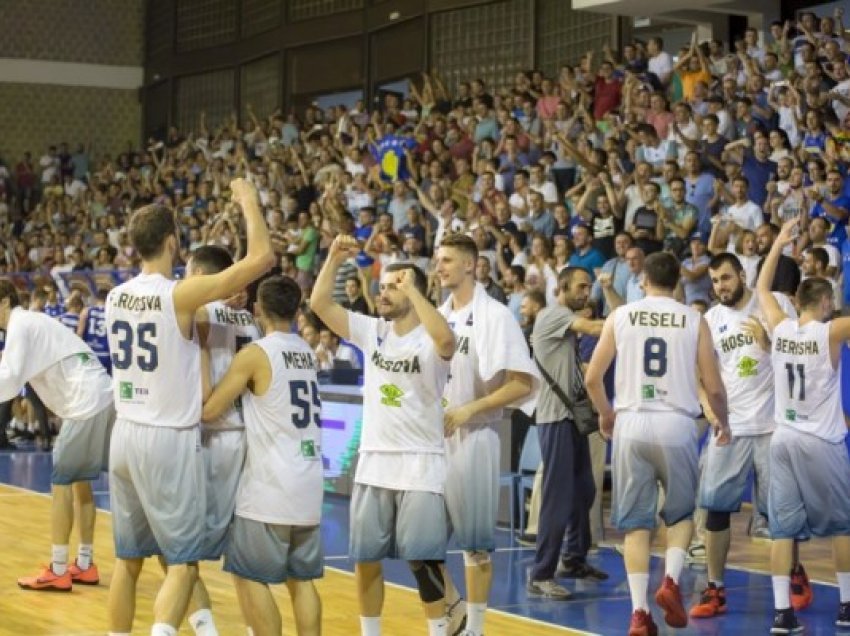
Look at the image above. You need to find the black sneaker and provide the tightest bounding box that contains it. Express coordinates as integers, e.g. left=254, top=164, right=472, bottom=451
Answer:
left=770, top=608, right=803, bottom=634
left=837, top=602, right=850, bottom=629
left=556, top=558, right=609, bottom=580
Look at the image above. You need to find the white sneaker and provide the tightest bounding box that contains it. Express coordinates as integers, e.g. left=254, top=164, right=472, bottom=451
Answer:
left=526, top=578, right=572, bottom=600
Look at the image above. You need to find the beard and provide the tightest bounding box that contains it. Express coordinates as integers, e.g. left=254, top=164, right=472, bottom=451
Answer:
left=718, top=282, right=745, bottom=307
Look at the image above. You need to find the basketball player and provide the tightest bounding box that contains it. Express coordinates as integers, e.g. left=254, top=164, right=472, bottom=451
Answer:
left=0, top=281, right=114, bottom=592
left=691, top=252, right=811, bottom=619
left=585, top=251, right=730, bottom=636
left=310, top=235, right=456, bottom=636
left=203, top=275, right=323, bottom=636
left=78, top=288, right=112, bottom=375
left=756, top=218, right=850, bottom=635
left=433, top=233, right=538, bottom=636
left=178, top=245, right=261, bottom=636
left=106, top=178, right=274, bottom=636
left=58, top=291, right=83, bottom=331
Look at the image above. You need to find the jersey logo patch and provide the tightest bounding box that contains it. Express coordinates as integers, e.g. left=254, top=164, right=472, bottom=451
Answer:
left=119, top=381, right=133, bottom=400
left=641, top=385, right=655, bottom=399
left=786, top=408, right=796, bottom=422
left=379, top=384, right=404, bottom=407
left=737, top=356, right=758, bottom=378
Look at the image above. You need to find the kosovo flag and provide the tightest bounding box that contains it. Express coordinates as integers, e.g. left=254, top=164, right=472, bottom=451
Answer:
left=371, top=134, right=418, bottom=182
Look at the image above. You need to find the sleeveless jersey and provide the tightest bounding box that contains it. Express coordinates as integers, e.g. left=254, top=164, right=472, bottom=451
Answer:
left=106, top=273, right=201, bottom=428
left=43, top=302, right=63, bottom=318
left=705, top=292, right=797, bottom=435
left=58, top=311, right=79, bottom=332
left=205, top=301, right=260, bottom=429
left=772, top=319, right=844, bottom=443
left=613, top=296, right=701, bottom=417
left=236, top=333, right=323, bottom=526
left=441, top=304, right=498, bottom=426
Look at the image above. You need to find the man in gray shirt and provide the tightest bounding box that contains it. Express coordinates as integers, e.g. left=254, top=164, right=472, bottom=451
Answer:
left=527, top=267, right=608, bottom=599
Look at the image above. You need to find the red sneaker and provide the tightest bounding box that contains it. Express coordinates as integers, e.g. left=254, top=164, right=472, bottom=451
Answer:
left=628, top=609, right=659, bottom=636
left=790, top=563, right=813, bottom=611
left=655, top=575, right=688, bottom=628
left=17, top=565, right=72, bottom=592
left=68, top=561, right=99, bottom=585
left=690, top=583, right=727, bottom=618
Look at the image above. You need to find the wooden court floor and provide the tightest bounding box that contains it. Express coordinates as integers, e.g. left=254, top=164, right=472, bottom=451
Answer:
left=0, top=484, right=582, bottom=636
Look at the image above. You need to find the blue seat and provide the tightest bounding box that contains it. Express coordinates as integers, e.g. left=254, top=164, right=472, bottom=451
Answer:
left=516, top=427, right=541, bottom=538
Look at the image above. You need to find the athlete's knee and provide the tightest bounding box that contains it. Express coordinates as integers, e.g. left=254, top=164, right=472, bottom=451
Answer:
left=462, top=550, right=491, bottom=567
left=705, top=511, right=731, bottom=532
left=408, top=560, right=445, bottom=603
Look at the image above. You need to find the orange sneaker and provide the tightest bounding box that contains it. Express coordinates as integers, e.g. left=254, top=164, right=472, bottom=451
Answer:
left=628, top=609, right=659, bottom=636
left=68, top=561, right=99, bottom=585
left=790, top=563, right=813, bottom=611
left=655, top=575, right=688, bottom=628
left=17, top=565, right=72, bottom=592
left=690, top=583, right=727, bottom=618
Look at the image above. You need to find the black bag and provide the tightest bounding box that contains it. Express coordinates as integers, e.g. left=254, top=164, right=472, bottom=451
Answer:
left=534, top=356, right=599, bottom=436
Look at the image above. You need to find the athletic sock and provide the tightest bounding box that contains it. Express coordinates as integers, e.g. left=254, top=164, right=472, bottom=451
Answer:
left=628, top=572, right=650, bottom=611
left=150, top=624, right=177, bottom=636
left=665, top=547, right=686, bottom=582
left=838, top=572, right=850, bottom=603
left=772, top=575, right=791, bottom=610
left=51, top=544, right=69, bottom=575
left=427, top=616, right=447, bottom=636
left=466, top=602, right=486, bottom=635
left=77, top=543, right=93, bottom=570
left=189, top=609, right=219, bottom=636
left=360, top=616, right=381, bottom=636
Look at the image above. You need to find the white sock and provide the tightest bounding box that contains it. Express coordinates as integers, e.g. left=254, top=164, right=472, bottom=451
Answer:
left=628, top=572, right=650, bottom=611
left=77, top=543, right=93, bottom=570
left=51, top=545, right=69, bottom=575
left=360, top=616, right=381, bottom=636
left=772, top=575, right=791, bottom=610
left=189, top=609, right=218, bottom=635
left=427, top=617, right=447, bottom=636
left=466, top=602, right=486, bottom=635
left=665, top=547, right=686, bottom=582
left=151, top=625, right=177, bottom=636
left=838, top=572, right=850, bottom=603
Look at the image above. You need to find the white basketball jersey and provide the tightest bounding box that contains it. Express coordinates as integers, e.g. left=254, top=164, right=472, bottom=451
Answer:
left=705, top=292, right=797, bottom=435
left=205, top=301, right=261, bottom=429
left=772, top=319, right=844, bottom=443
left=441, top=304, right=496, bottom=426
left=236, top=333, right=323, bottom=525
left=613, top=296, right=701, bottom=417
left=106, top=273, right=201, bottom=428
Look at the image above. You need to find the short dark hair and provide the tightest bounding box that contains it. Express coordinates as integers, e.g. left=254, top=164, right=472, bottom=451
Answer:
left=439, top=232, right=479, bottom=262
left=708, top=252, right=743, bottom=273
left=129, top=204, right=177, bottom=260
left=0, top=280, right=20, bottom=308
left=346, top=276, right=362, bottom=289
left=643, top=252, right=680, bottom=290
left=809, top=247, right=830, bottom=271
left=257, top=276, right=302, bottom=322
left=384, top=262, right=428, bottom=296
left=797, top=277, right=834, bottom=310
left=524, top=288, right=546, bottom=308
left=558, top=266, right=590, bottom=291
left=190, top=244, right=233, bottom=274
left=510, top=265, right=526, bottom=284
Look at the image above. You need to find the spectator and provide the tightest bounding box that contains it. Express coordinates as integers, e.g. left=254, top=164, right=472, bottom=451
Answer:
left=475, top=255, right=506, bottom=304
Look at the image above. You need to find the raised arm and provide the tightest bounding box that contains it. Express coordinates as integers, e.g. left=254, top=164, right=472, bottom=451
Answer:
left=756, top=217, right=797, bottom=331
left=309, top=235, right=359, bottom=339
left=394, top=268, right=455, bottom=359
left=174, top=178, right=274, bottom=315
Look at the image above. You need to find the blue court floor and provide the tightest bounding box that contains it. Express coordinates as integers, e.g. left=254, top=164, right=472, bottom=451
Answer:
left=1, top=448, right=847, bottom=635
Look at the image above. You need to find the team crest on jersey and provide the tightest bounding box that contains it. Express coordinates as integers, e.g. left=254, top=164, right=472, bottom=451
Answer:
left=379, top=384, right=404, bottom=407
left=737, top=356, right=758, bottom=378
